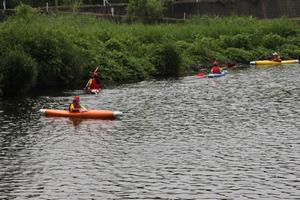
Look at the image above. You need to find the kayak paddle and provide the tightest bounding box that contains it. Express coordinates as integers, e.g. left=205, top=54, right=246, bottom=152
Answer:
left=196, top=73, right=206, bottom=78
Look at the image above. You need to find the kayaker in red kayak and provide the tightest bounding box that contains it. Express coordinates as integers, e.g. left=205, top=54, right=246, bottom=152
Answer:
left=69, top=96, right=87, bottom=112
left=271, top=52, right=282, bottom=62
left=210, top=60, right=222, bottom=74
left=85, top=67, right=102, bottom=94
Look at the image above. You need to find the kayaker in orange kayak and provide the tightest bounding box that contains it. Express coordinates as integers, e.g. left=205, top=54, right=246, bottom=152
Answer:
left=69, top=96, right=87, bottom=112
left=210, top=60, right=222, bottom=74
left=85, top=67, right=101, bottom=94
left=271, top=52, right=282, bottom=62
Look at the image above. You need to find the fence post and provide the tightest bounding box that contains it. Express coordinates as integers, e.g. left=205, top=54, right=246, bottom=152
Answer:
left=55, top=0, right=58, bottom=13
left=46, top=2, right=49, bottom=13
left=3, top=0, right=6, bottom=10
left=111, top=7, right=114, bottom=17
left=103, top=0, right=110, bottom=6
left=183, top=12, right=186, bottom=21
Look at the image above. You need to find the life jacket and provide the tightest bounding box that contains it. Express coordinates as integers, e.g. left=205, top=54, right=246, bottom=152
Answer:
left=69, top=102, right=81, bottom=112
left=272, top=56, right=281, bottom=62
left=211, top=66, right=222, bottom=74
left=89, top=78, right=101, bottom=90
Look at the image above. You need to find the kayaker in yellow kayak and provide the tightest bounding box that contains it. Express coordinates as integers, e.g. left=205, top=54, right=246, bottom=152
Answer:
left=69, top=96, right=87, bottom=112
left=272, top=52, right=282, bottom=62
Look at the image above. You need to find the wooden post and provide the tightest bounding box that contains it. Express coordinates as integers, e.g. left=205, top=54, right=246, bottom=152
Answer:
left=183, top=12, right=186, bottom=21
left=103, top=0, right=110, bottom=6
left=111, top=7, right=114, bottom=17
left=3, top=0, right=6, bottom=10
left=46, top=2, right=49, bottom=13
left=55, top=0, right=58, bottom=13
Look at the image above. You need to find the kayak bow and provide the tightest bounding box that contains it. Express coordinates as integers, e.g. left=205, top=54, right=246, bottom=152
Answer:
left=207, top=70, right=227, bottom=78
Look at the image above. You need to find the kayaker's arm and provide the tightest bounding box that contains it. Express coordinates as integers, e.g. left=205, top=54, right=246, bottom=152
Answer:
left=80, top=105, right=88, bottom=112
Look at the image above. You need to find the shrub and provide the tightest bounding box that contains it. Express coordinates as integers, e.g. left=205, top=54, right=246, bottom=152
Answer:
left=126, top=0, right=164, bottom=24
left=262, top=33, right=286, bottom=49
left=279, top=44, right=300, bottom=59
left=26, top=31, right=85, bottom=88
left=15, top=3, right=40, bottom=18
left=261, top=18, right=299, bottom=37
left=249, top=47, right=272, bottom=60
left=0, top=47, right=37, bottom=95
left=149, top=43, right=182, bottom=77
left=174, top=40, right=194, bottom=68
left=219, top=34, right=253, bottom=50
left=105, top=39, right=124, bottom=51
left=223, top=47, right=252, bottom=63
left=186, top=37, right=220, bottom=63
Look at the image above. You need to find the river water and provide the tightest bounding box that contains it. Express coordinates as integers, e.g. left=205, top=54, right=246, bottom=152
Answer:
left=0, top=65, right=299, bottom=199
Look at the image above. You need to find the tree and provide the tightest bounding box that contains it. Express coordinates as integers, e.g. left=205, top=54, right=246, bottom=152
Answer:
left=63, top=0, right=83, bottom=13
left=126, top=0, right=165, bottom=24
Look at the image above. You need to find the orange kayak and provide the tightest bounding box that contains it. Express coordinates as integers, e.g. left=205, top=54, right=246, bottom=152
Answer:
left=40, top=109, right=122, bottom=119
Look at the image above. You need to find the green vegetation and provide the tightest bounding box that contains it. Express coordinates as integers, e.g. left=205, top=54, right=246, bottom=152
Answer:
left=4, top=0, right=129, bottom=8
left=126, top=0, right=165, bottom=23
left=1, top=5, right=300, bottom=96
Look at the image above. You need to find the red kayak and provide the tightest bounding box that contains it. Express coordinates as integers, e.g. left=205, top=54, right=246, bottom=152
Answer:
left=87, top=88, right=101, bottom=94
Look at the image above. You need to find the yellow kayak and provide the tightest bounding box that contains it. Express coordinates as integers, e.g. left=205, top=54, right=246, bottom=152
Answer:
left=250, top=59, right=299, bottom=65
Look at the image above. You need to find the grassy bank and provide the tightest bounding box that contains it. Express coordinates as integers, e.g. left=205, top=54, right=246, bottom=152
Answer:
left=1, top=5, right=300, bottom=96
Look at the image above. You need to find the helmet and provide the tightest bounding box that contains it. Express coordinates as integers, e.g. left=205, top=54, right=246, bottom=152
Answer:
left=73, top=96, right=80, bottom=102
left=273, top=52, right=278, bottom=56
left=213, top=60, right=219, bottom=66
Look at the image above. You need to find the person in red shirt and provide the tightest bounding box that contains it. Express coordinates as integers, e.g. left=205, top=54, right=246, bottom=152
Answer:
left=272, top=52, right=282, bottom=62
left=68, top=96, right=87, bottom=112
left=85, top=68, right=101, bottom=94
left=210, top=61, right=222, bottom=74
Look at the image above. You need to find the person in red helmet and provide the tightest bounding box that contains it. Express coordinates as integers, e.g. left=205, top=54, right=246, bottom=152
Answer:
left=271, top=52, right=282, bottom=62
left=68, top=96, right=87, bottom=112
left=210, top=60, right=222, bottom=74
left=85, top=67, right=101, bottom=94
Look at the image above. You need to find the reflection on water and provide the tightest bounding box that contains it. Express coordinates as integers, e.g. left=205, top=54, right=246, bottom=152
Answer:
left=0, top=65, right=300, bottom=199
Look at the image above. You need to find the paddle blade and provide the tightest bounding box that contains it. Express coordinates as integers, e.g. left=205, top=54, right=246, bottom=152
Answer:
left=92, top=67, right=99, bottom=77
left=227, top=63, right=236, bottom=68
left=196, top=73, right=206, bottom=78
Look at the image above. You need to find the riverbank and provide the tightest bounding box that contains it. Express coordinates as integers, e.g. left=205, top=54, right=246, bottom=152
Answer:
left=1, top=5, right=300, bottom=97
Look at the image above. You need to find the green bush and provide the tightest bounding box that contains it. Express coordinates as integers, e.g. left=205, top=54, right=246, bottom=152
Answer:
left=126, top=0, right=165, bottom=24
left=186, top=37, right=221, bottom=64
left=105, top=39, right=124, bottom=51
left=149, top=43, right=182, bottom=77
left=174, top=40, right=194, bottom=68
left=261, top=18, right=298, bottom=37
left=223, top=47, right=252, bottom=63
left=279, top=44, right=300, bottom=59
left=24, top=30, right=85, bottom=88
left=15, top=3, right=40, bottom=18
left=1, top=7, right=300, bottom=97
left=249, top=47, right=272, bottom=60
left=0, top=47, right=37, bottom=95
left=262, top=33, right=286, bottom=49
left=219, top=34, right=254, bottom=50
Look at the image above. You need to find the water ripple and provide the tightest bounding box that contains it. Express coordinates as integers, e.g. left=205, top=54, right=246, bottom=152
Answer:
left=0, top=65, right=300, bottom=199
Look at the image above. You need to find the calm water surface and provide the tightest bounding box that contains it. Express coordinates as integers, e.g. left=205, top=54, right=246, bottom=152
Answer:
left=0, top=65, right=300, bottom=199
